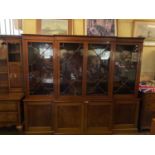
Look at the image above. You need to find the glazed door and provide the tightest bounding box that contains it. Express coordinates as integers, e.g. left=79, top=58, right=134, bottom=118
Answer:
left=59, top=42, right=84, bottom=97
left=86, top=43, right=111, bottom=96
left=8, top=42, right=22, bottom=92
left=58, top=42, right=112, bottom=97
left=113, top=44, right=139, bottom=94
left=27, top=42, right=54, bottom=96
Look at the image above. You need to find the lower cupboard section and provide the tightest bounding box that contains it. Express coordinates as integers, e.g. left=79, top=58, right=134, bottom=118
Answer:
left=113, top=99, right=140, bottom=134
left=24, top=99, right=140, bottom=134
left=24, top=100, right=113, bottom=134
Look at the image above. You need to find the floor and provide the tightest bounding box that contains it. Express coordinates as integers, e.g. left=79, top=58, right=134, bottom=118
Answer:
left=0, top=126, right=150, bottom=135
left=0, top=126, right=23, bottom=135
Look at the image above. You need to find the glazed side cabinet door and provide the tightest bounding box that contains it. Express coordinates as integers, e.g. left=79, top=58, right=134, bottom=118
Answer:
left=8, top=41, right=23, bottom=93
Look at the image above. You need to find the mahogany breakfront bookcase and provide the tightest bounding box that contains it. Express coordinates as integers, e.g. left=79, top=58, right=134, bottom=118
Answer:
left=22, top=34, right=144, bottom=134
left=0, top=35, right=23, bottom=129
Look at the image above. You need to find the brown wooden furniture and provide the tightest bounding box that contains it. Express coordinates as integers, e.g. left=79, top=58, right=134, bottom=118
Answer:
left=0, top=35, right=23, bottom=130
left=139, top=93, right=155, bottom=131
left=150, top=118, right=155, bottom=134
left=22, top=34, right=144, bottom=134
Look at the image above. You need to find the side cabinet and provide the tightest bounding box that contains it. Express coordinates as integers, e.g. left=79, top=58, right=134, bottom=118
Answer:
left=0, top=36, right=23, bottom=130
left=139, top=93, right=155, bottom=130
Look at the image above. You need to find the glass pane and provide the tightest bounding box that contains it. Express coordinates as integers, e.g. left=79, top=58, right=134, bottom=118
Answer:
left=8, top=43, right=20, bottom=62
left=113, top=45, right=139, bottom=94
left=60, top=43, right=83, bottom=95
left=87, top=44, right=110, bottom=95
left=28, top=42, right=53, bottom=95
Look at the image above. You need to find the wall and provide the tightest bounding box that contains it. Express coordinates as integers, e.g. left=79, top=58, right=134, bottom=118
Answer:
left=22, top=19, right=155, bottom=81
left=22, top=19, right=36, bottom=34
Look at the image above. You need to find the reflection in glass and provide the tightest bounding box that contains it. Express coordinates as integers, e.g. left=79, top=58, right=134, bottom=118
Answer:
left=114, top=45, right=139, bottom=94
left=28, top=42, right=53, bottom=95
left=87, top=44, right=110, bottom=95
left=60, top=43, right=83, bottom=95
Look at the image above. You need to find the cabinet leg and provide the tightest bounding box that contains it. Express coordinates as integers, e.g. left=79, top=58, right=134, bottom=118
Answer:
left=16, top=125, right=23, bottom=134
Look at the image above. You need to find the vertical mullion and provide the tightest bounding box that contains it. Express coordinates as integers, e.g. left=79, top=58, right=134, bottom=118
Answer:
left=135, top=43, right=142, bottom=96
left=53, top=39, right=59, bottom=99
left=57, top=41, right=60, bottom=97
left=109, top=40, right=115, bottom=98
left=82, top=42, right=88, bottom=97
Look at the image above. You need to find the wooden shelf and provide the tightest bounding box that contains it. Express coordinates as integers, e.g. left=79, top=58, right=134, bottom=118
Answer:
left=9, top=52, right=20, bottom=54
left=8, top=62, right=21, bottom=64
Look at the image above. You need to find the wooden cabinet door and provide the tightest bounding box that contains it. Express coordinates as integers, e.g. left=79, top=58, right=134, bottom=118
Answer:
left=55, top=102, right=83, bottom=134
left=85, top=101, right=113, bottom=134
left=25, top=101, right=54, bottom=134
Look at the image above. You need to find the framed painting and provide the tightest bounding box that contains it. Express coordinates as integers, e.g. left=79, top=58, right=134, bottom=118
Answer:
left=36, top=19, right=72, bottom=35
left=85, top=19, right=117, bottom=36
left=133, top=20, right=155, bottom=46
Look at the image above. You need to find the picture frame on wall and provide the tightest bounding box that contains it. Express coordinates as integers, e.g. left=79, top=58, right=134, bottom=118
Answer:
left=85, top=19, right=117, bottom=36
left=133, top=20, right=155, bottom=46
left=36, top=19, right=72, bottom=35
